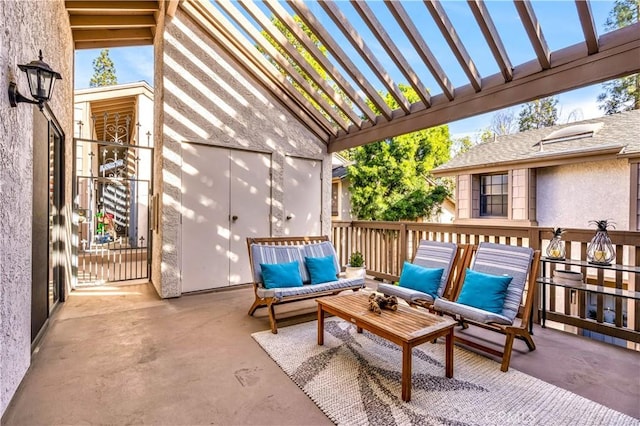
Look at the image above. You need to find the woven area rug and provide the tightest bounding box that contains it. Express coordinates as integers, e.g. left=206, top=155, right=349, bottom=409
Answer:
left=252, top=318, right=637, bottom=426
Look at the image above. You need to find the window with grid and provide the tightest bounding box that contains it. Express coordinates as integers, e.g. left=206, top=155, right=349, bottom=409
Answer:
left=480, top=173, right=508, bottom=217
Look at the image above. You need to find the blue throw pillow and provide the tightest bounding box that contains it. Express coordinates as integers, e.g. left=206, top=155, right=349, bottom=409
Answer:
left=260, top=261, right=303, bottom=289
left=398, top=261, right=444, bottom=298
left=457, top=268, right=513, bottom=314
left=305, top=255, right=338, bottom=284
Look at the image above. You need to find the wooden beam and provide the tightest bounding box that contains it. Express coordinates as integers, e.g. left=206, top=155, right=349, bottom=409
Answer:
left=467, top=0, right=513, bottom=82
left=384, top=0, right=455, bottom=100
left=69, top=15, right=156, bottom=29
left=73, top=28, right=153, bottom=43
left=320, top=1, right=411, bottom=114
left=329, top=28, right=640, bottom=151
left=166, top=0, right=179, bottom=17
left=181, top=0, right=331, bottom=142
left=287, top=0, right=394, bottom=121
left=575, top=0, right=599, bottom=55
left=238, top=0, right=363, bottom=129
left=264, top=0, right=378, bottom=123
left=514, top=0, right=551, bottom=70
left=214, top=0, right=348, bottom=134
left=65, top=1, right=160, bottom=12
left=351, top=0, right=431, bottom=107
left=424, top=0, right=482, bottom=92
left=74, top=38, right=154, bottom=49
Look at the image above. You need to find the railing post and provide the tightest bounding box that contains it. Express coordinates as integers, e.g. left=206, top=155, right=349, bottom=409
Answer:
left=399, top=222, right=407, bottom=271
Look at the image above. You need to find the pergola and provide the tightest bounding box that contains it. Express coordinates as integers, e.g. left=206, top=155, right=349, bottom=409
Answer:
left=66, top=0, right=640, bottom=152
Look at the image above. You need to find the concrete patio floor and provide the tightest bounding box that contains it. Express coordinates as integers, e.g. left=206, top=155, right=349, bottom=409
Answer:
left=2, top=282, right=639, bottom=425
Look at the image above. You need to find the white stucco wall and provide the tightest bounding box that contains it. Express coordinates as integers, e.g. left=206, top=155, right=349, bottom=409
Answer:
left=536, top=159, right=629, bottom=230
left=153, top=10, right=329, bottom=298
left=0, top=0, right=73, bottom=416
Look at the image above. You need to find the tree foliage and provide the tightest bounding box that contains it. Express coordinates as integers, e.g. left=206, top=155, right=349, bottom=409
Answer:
left=89, top=49, right=117, bottom=88
left=347, top=85, right=451, bottom=221
left=597, top=0, right=639, bottom=114
left=518, top=97, right=559, bottom=131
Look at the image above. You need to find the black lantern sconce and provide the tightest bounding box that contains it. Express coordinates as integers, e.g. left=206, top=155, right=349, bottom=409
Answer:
left=8, top=50, right=62, bottom=111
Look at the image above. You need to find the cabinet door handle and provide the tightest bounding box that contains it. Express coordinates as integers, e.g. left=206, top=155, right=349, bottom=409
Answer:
left=286, top=215, right=292, bottom=220
left=231, top=215, right=238, bottom=222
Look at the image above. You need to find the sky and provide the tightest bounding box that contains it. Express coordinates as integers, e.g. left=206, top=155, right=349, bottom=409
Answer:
left=73, top=0, right=620, bottom=141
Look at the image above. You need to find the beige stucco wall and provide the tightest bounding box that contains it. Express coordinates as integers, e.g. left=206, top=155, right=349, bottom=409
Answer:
left=0, top=0, right=73, bottom=416
left=153, top=10, right=329, bottom=298
left=536, top=159, right=629, bottom=230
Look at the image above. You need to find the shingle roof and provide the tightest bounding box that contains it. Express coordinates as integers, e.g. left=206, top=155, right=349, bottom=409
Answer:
left=434, top=109, right=640, bottom=175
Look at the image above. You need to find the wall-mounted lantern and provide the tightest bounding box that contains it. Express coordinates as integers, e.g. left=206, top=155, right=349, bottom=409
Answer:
left=8, top=50, right=62, bottom=111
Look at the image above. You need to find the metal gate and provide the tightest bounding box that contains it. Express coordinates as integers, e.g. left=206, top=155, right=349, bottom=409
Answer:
left=73, top=113, right=153, bottom=285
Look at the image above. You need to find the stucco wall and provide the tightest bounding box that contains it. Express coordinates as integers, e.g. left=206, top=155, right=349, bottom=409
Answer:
left=154, top=10, right=328, bottom=298
left=536, top=159, right=629, bottom=230
left=0, top=0, right=73, bottom=416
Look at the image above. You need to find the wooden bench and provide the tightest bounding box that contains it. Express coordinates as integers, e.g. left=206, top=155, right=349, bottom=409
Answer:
left=247, top=236, right=365, bottom=333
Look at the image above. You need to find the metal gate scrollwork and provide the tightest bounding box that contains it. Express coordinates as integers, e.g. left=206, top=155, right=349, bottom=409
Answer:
left=74, top=112, right=153, bottom=285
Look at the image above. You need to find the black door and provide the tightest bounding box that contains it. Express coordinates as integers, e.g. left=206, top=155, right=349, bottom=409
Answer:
left=31, top=107, right=64, bottom=342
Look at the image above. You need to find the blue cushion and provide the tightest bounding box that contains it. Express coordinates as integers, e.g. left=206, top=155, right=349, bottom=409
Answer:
left=305, top=255, right=338, bottom=284
left=260, top=262, right=303, bottom=289
left=398, top=261, right=444, bottom=299
left=457, top=268, right=513, bottom=314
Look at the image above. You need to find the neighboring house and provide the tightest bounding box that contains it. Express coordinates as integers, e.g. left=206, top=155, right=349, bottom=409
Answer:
left=433, top=110, right=640, bottom=231
left=332, top=153, right=353, bottom=221
left=73, top=82, right=154, bottom=284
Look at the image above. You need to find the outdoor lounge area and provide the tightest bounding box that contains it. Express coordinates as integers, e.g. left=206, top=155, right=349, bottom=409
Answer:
left=2, top=281, right=639, bottom=424
left=2, top=1, right=640, bottom=424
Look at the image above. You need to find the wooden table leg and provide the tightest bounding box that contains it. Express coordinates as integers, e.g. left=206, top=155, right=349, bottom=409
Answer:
left=445, top=328, right=453, bottom=378
left=317, top=306, right=325, bottom=345
left=401, top=342, right=412, bottom=402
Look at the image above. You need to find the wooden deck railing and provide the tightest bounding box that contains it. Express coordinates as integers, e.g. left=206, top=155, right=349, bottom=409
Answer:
left=331, top=221, right=640, bottom=348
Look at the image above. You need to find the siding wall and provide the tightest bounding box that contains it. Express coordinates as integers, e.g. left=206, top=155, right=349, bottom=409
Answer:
left=0, top=0, right=73, bottom=416
left=153, top=10, right=329, bottom=297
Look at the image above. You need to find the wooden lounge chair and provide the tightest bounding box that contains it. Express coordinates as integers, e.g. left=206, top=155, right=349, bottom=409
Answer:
left=433, top=242, right=541, bottom=372
left=378, top=240, right=472, bottom=309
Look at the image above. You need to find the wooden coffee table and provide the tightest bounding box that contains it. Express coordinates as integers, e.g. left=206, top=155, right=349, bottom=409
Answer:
left=317, top=292, right=456, bottom=402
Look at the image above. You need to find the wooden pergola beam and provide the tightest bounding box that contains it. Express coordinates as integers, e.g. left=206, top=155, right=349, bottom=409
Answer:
left=73, top=28, right=153, bottom=43
left=467, top=0, right=513, bottom=82
left=329, top=25, right=640, bottom=151
left=575, top=0, right=599, bottom=55
left=69, top=15, right=156, bottom=29
left=214, top=0, right=347, bottom=134
left=424, top=0, right=482, bottom=92
left=166, top=0, right=179, bottom=17
left=287, top=0, right=394, bottom=121
left=238, top=0, right=363, bottom=129
left=181, top=0, right=331, bottom=142
left=320, top=1, right=411, bottom=114
left=384, top=0, right=455, bottom=100
left=514, top=0, right=551, bottom=70
left=65, top=1, right=160, bottom=13
left=264, top=0, right=378, bottom=123
left=75, top=38, right=154, bottom=49
left=352, top=0, right=431, bottom=107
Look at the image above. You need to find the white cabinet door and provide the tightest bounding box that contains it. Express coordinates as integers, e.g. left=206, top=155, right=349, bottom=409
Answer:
left=181, top=145, right=271, bottom=292
left=181, top=143, right=230, bottom=292
left=229, top=150, right=271, bottom=285
left=283, top=156, right=322, bottom=236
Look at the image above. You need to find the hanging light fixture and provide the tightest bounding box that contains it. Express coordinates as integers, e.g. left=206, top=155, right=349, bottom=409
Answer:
left=8, top=50, right=62, bottom=111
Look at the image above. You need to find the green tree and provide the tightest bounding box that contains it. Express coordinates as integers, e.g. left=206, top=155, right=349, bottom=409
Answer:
left=518, top=97, right=559, bottom=131
left=89, top=49, right=117, bottom=88
left=347, top=85, right=451, bottom=221
left=597, top=0, right=639, bottom=114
